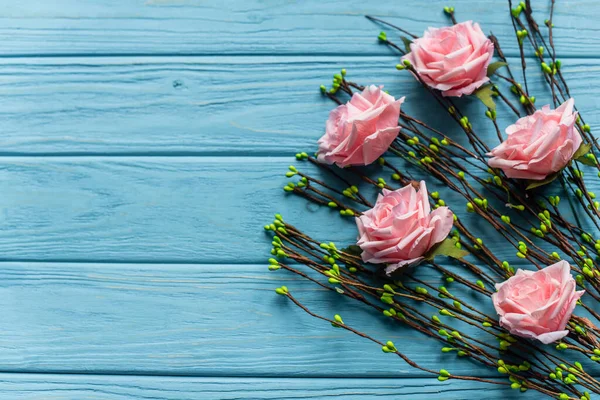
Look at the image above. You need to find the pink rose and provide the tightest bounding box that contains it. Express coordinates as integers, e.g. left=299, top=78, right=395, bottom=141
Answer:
left=356, top=181, right=454, bottom=275
left=492, top=261, right=584, bottom=344
left=402, top=21, right=494, bottom=97
left=487, top=98, right=582, bottom=180
left=316, top=85, right=403, bottom=167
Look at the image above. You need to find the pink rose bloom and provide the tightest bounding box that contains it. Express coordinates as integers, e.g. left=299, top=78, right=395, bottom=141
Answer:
left=402, top=21, right=494, bottom=97
left=492, top=261, right=584, bottom=344
left=316, top=85, right=403, bottom=167
left=487, top=98, right=582, bottom=180
left=356, top=181, right=454, bottom=275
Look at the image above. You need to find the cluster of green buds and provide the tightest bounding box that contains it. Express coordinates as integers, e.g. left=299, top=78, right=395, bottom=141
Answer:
left=500, top=260, right=514, bottom=274
left=320, top=241, right=341, bottom=263
left=380, top=283, right=398, bottom=304
left=510, top=83, right=523, bottom=95
left=550, top=363, right=582, bottom=386
left=471, top=197, right=488, bottom=210
left=433, top=198, right=446, bottom=210
left=324, top=262, right=343, bottom=284
left=511, top=1, right=526, bottom=18
left=593, top=238, right=600, bottom=254
left=441, top=346, right=467, bottom=357
left=430, top=136, right=449, bottom=148
left=516, top=241, right=528, bottom=259
left=534, top=45, right=545, bottom=57
left=320, top=69, right=348, bottom=94
left=270, top=235, right=286, bottom=258
left=569, top=321, right=586, bottom=337
left=516, top=29, right=528, bottom=44
left=285, top=165, right=298, bottom=178
left=582, top=123, right=591, bottom=133
left=339, top=209, right=355, bottom=217
left=590, top=348, right=600, bottom=362
left=275, top=286, right=289, bottom=295
left=376, top=177, right=386, bottom=188
left=294, top=151, right=309, bottom=161
left=536, top=209, right=552, bottom=235
left=437, top=286, right=452, bottom=301
left=508, top=375, right=527, bottom=391
left=382, top=306, right=405, bottom=319
left=438, top=368, right=451, bottom=382
left=268, top=257, right=280, bottom=271
left=555, top=342, right=568, bottom=351
left=283, top=181, right=296, bottom=193
left=497, top=359, right=529, bottom=389
left=406, top=136, right=420, bottom=146
left=265, top=215, right=288, bottom=257
left=443, top=6, right=455, bottom=15
left=342, top=185, right=359, bottom=199
left=459, top=116, right=471, bottom=130
left=420, top=156, right=434, bottom=165
left=573, top=168, right=586, bottom=180
left=448, top=230, right=461, bottom=252
left=581, top=256, right=598, bottom=280
left=485, top=108, right=497, bottom=121
left=541, top=60, right=560, bottom=75
left=519, top=93, right=535, bottom=105
left=395, top=59, right=411, bottom=70
left=381, top=340, right=396, bottom=353
left=484, top=168, right=503, bottom=187
left=438, top=328, right=462, bottom=343
left=497, top=333, right=517, bottom=351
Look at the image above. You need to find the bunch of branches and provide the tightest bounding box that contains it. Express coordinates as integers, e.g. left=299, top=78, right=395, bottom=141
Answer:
left=265, top=1, right=600, bottom=398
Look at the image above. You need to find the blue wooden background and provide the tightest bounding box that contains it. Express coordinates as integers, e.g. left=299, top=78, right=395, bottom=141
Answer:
left=0, top=0, right=597, bottom=398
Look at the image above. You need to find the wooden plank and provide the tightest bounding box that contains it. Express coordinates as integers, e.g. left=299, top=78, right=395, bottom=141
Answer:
left=0, top=56, right=598, bottom=156
left=0, top=0, right=594, bottom=57
left=0, top=261, right=573, bottom=378
left=0, top=156, right=570, bottom=264
left=0, top=373, right=540, bottom=399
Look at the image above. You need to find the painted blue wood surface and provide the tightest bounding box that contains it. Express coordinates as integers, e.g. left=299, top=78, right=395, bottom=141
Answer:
left=0, top=374, right=540, bottom=399
left=0, top=56, right=598, bottom=156
left=0, top=0, right=595, bottom=57
left=0, top=0, right=598, bottom=398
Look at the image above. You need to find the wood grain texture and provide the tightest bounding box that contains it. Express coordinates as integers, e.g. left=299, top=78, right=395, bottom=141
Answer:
left=0, top=56, right=599, bottom=155
left=0, top=0, right=599, bottom=396
left=0, top=374, right=539, bottom=399
left=0, top=261, right=574, bottom=379
left=0, top=0, right=595, bottom=57
left=0, top=156, right=579, bottom=264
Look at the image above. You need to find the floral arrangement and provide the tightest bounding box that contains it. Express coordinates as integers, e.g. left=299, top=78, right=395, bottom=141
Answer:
left=264, top=1, right=600, bottom=398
